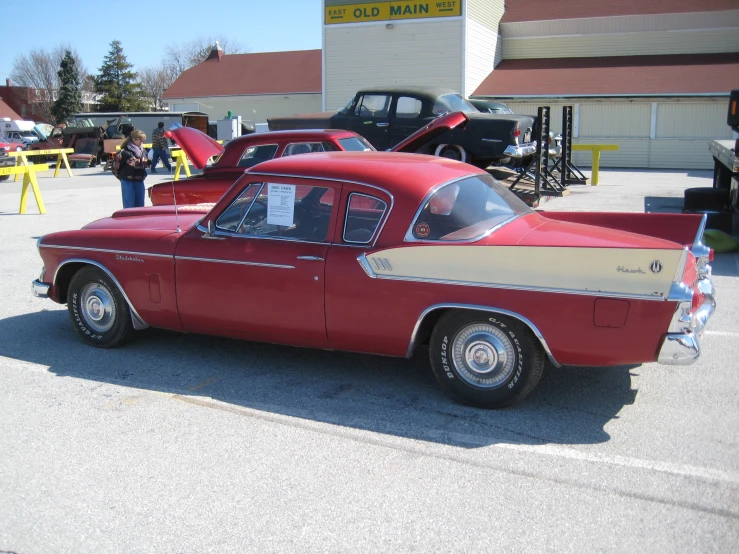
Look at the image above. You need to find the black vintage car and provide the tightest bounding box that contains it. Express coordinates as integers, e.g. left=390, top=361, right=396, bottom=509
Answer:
left=267, top=87, right=537, bottom=169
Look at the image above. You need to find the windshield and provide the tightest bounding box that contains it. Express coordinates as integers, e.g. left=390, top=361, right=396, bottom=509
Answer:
left=433, top=94, right=477, bottom=115
left=336, top=97, right=354, bottom=114
left=408, top=174, right=531, bottom=241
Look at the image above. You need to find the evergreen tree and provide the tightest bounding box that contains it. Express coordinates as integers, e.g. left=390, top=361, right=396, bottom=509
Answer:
left=51, top=50, right=83, bottom=123
left=94, top=40, right=146, bottom=112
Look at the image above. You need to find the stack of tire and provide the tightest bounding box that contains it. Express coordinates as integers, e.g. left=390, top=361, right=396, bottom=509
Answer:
left=683, top=187, right=733, bottom=234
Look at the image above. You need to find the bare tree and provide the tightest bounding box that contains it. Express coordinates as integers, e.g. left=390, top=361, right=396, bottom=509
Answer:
left=165, top=37, right=247, bottom=76
left=139, top=65, right=178, bottom=110
left=10, top=46, right=88, bottom=123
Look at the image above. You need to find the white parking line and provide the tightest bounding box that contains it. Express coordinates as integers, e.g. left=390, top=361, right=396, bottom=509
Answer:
left=704, top=331, right=739, bottom=338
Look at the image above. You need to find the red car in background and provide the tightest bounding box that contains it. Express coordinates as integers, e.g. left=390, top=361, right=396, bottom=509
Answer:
left=148, top=112, right=470, bottom=206
left=0, top=138, right=15, bottom=181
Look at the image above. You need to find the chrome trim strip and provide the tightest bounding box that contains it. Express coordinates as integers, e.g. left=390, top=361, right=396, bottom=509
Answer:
left=195, top=224, right=332, bottom=247
left=176, top=255, right=294, bottom=270
left=356, top=266, right=667, bottom=301
left=342, top=192, right=388, bottom=244
left=406, top=303, right=561, bottom=368
left=671, top=248, right=688, bottom=284
left=297, top=256, right=324, bottom=261
left=692, top=213, right=708, bottom=251
left=53, top=259, right=148, bottom=330
left=40, top=244, right=173, bottom=259
left=245, top=171, right=395, bottom=248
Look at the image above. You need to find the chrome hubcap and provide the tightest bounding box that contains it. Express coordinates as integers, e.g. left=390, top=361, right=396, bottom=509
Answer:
left=80, top=283, right=116, bottom=333
left=452, top=324, right=515, bottom=388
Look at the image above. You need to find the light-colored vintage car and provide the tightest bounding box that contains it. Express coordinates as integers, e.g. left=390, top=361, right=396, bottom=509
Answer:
left=32, top=152, right=715, bottom=408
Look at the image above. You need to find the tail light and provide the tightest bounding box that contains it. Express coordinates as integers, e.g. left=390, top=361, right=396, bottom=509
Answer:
left=691, top=289, right=705, bottom=313
left=709, top=248, right=714, bottom=262
left=512, top=127, right=520, bottom=146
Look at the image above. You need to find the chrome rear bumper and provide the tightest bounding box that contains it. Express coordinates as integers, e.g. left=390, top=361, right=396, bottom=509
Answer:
left=32, top=279, right=50, bottom=298
left=658, top=276, right=715, bottom=365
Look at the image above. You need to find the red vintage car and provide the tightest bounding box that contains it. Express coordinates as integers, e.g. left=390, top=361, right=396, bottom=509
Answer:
left=148, top=112, right=470, bottom=206
left=32, top=152, right=715, bottom=408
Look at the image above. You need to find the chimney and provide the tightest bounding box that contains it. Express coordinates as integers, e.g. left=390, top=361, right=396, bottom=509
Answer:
left=6, top=78, right=11, bottom=86
left=206, top=41, right=224, bottom=62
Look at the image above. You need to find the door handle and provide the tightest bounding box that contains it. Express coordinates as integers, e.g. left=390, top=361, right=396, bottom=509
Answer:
left=297, top=256, right=324, bottom=261
left=376, top=123, right=389, bottom=127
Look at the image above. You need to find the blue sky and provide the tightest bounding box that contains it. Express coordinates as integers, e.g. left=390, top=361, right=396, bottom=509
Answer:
left=1, top=0, right=323, bottom=81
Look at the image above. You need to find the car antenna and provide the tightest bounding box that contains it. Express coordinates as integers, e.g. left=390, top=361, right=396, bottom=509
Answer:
left=171, top=178, right=181, bottom=233
left=165, top=126, right=181, bottom=233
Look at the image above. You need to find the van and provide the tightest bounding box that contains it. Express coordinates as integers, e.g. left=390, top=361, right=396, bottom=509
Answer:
left=0, top=118, right=40, bottom=150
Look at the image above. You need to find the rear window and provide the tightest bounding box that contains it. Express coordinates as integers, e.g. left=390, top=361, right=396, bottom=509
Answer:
left=337, top=137, right=375, bottom=152
left=407, top=174, right=531, bottom=242
left=235, top=144, right=278, bottom=168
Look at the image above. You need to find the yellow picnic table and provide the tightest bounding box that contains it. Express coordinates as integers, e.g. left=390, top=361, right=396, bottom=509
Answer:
left=0, top=163, right=51, bottom=214
left=9, top=148, right=75, bottom=180
left=571, top=144, right=619, bottom=185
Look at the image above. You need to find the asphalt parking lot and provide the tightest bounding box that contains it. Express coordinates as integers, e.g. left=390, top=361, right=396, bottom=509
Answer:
left=1, top=164, right=738, bottom=553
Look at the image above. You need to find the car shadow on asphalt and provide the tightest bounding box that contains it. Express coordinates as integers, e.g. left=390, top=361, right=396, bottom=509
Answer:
left=1, top=309, right=638, bottom=448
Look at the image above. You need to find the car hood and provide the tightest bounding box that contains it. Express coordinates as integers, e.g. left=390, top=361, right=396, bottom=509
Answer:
left=82, top=206, right=207, bottom=231
left=391, top=112, right=470, bottom=153
left=165, top=126, right=224, bottom=169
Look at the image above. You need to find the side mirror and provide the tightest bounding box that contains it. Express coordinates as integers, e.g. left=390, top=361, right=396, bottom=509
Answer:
left=208, top=219, right=215, bottom=236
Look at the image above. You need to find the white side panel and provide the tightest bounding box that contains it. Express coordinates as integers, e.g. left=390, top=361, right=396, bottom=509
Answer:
left=163, top=94, right=322, bottom=126
left=324, top=20, right=463, bottom=110
left=579, top=103, right=651, bottom=138
left=503, top=28, right=739, bottom=59
left=656, top=103, right=734, bottom=139
left=465, top=19, right=499, bottom=97
left=648, top=140, right=715, bottom=169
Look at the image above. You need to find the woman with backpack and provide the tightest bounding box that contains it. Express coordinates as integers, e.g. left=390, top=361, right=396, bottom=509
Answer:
left=117, top=129, right=150, bottom=208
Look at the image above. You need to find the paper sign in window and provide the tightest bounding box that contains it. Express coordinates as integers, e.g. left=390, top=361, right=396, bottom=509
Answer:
left=267, top=184, right=296, bottom=226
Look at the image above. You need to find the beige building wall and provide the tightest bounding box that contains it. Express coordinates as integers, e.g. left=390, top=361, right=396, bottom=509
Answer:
left=166, top=94, right=322, bottom=126
left=504, top=99, right=730, bottom=169
left=323, top=19, right=463, bottom=110
left=501, top=10, right=739, bottom=59
left=465, top=0, right=505, bottom=97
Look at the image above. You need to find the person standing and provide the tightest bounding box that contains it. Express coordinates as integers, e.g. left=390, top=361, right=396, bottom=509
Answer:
left=150, top=122, right=172, bottom=173
left=118, top=130, right=149, bottom=208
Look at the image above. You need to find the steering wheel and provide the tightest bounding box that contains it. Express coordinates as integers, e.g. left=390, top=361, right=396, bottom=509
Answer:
left=358, top=106, right=372, bottom=117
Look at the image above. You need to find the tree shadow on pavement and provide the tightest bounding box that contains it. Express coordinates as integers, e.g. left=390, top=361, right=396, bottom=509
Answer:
left=0, top=309, right=638, bottom=448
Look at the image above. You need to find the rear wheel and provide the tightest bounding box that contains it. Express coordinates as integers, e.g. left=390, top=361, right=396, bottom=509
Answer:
left=429, top=311, right=545, bottom=408
left=683, top=187, right=730, bottom=211
left=67, top=267, right=135, bottom=348
left=433, top=143, right=468, bottom=163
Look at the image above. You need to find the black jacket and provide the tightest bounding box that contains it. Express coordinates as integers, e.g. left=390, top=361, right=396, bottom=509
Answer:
left=118, top=143, right=148, bottom=181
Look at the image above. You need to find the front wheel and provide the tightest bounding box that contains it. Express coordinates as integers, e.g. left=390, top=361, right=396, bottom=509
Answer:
left=433, top=143, right=468, bottom=163
left=429, top=311, right=545, bottom=408
left=67, top=267, right=135, bottom=348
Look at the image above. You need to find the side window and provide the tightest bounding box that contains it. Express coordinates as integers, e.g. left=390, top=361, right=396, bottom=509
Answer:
left=396, top=96, right=422, bottom=118
left=238, top=144, right=278, bottom=168
left=215, top=183, right=261, bottom=232
left=353, top=94, right=391, bottom=118
left=282, top=142, right=325, bottom=156
left=343, top=193, right=387, bottom=244
left=239, top=183, right=335, bottom=242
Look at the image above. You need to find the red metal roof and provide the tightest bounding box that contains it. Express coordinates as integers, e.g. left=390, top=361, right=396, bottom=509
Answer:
left=473, top=53, right=739, bottom=97
left=501, top=0, right=738, bottom=23
left=0, top=98, right=22, bottom=120
left=162, top=49, right=322, bottom=99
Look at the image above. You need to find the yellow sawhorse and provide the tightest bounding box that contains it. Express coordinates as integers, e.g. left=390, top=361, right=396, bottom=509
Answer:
left=571, top=144, right=619, bottom=185
left=9, top=148, right=74, bottom=181
left=0, top=163, right=51, bottom=214
left=170, top=149, right=192, bottom=181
